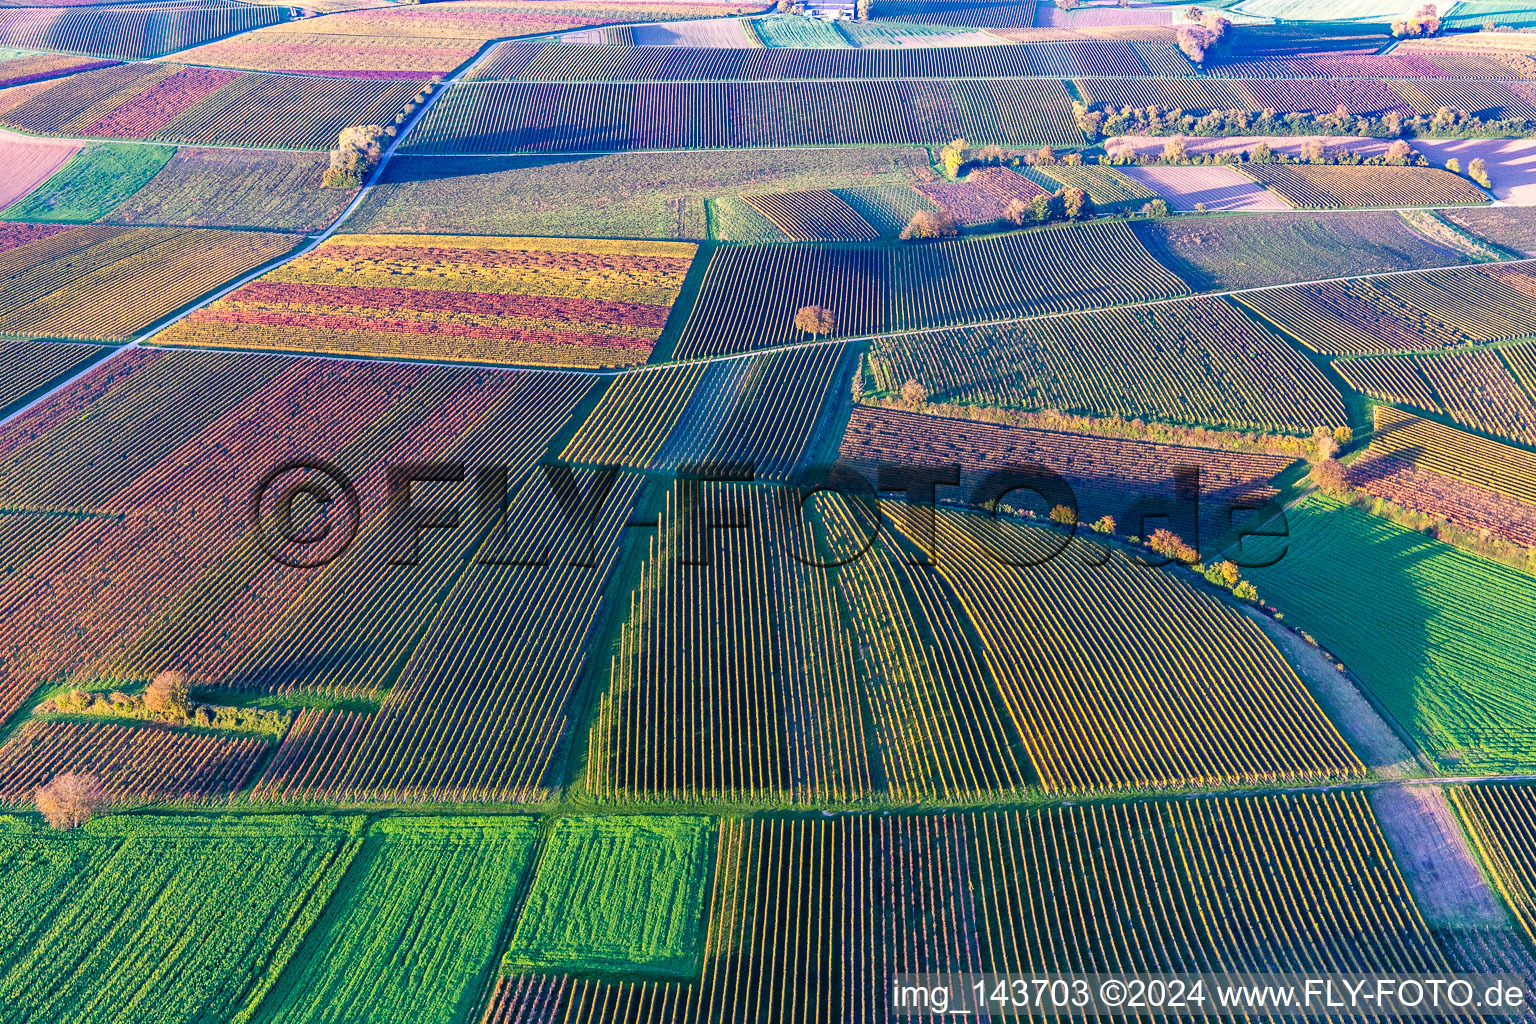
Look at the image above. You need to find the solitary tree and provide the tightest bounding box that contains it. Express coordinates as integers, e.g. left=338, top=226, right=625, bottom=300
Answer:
left=1469, top=157, right=1492, bottom=187
left=144, top=669, right=190, bottom=716
left=35, top=773, right=107, bottom=830
left=1061, top=186, right=1090, bottom=220
left=323, top=125, right=389, bottom=189
left=1446, top=157, right=1462, bottom=174
left=856, top=0, right=871, bottom=17
left=1310, top=457, right=1347, bottom=494
left=793, top=305, right=835, bottom=340
left=940, top=138, right=968, bottom=178
left=1161, top=135, right=1188, bottom=163
left=899, top=379, right=928, bottom=407
left=1384, top=139, right=1414, bottom=165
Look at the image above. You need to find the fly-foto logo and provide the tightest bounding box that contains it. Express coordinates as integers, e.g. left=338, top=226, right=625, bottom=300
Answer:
left=249, top=458, right=1290, bottom=571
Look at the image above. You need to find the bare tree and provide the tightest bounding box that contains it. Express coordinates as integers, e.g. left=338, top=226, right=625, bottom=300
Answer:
left=36, top=773, right=107, bottom=829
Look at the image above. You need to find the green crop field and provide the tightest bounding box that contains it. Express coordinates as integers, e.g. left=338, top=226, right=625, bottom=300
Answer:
left=254, top=817, right=541, bottom=1024
left=0, top=814, right=361, bottom=1024
left=1247, top=497, right=1536, bottom=772
left=1, top=142, right=174, bottom=223
left=504, top=816, right=713, bottom=980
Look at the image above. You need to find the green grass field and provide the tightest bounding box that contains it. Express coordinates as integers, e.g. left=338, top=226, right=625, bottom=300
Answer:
left=1, top=142, right=175, bottom=224
left=1131, top=211, right=1469, bottom=292
left=707, top=196, right=788, bottom=242
left=0, top=814, right=361, bottom=1024
left=348, top=151, right=931, bottom=240
left=504, top=816, right=713, bottom=980
left=1246, top=496, right=1536, bottom=772
left=254, top=817, right=540, bottom=1024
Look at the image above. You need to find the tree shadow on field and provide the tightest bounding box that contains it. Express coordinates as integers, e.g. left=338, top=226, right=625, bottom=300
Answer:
left=1242, top=497, right=1512, bottom=773
left=379, top=153, right=591, bottom=185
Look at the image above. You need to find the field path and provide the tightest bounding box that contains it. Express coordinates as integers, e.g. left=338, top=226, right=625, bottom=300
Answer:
left=1370, top=783, right=1513, bottom=930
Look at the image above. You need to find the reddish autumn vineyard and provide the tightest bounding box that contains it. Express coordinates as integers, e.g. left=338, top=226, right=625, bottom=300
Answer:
left=0, top=63, right=421, bottom=148
left=473, top=38, right=1174, bottom=81
left=0, top=719, right=265, bottom=804
left=913, top=166, right=1048, bottom=227
left=839, top=405, right=1296, bottom=536
left=160, top=234, right=696, bottom=367
left=1368, top=405, right=1536, bottom=508
left=79, top=66, right=240, bottom=138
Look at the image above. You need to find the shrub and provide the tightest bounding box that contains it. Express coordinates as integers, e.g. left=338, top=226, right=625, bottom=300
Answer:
left=1310, top=458, right=1347, bottom=493
left=1469, top=157, right=1491, bottom=188
left=1233, top=580, right=1259, bottom=602
left=144, top=669, right=191, bottom=715
left=1091, top=515, right=1116, bottom=534
left=1162, top=135, right=1187, bottom=163
left=1049, top=504, right=1077, bottom=525
left=1148, top=528, right=1198, bottom=563
left=1446, top=157, right=1461, bottom=174
left=900, top=208, right=958, bottom=240
left=35, top=772, right=107, bottom=829
left=941, top=138, right=967, bottom=178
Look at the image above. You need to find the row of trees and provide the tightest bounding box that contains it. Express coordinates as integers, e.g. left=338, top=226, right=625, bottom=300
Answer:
left=1099, top=133, right=1490, bottom=187
left=1079, top=99, right=1535, bottom=143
